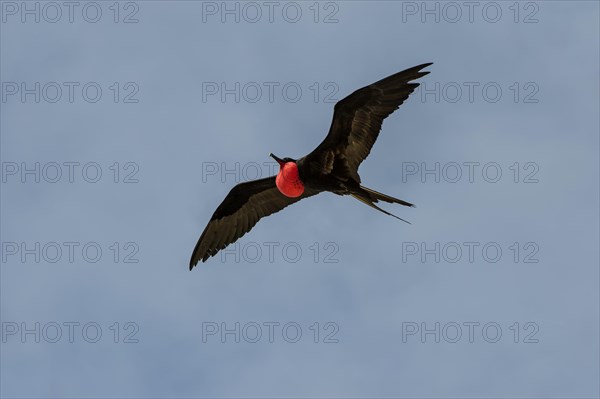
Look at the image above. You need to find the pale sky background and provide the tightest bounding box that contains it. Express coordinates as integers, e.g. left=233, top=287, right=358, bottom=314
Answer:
left=1, top=1, right=599, bottom=398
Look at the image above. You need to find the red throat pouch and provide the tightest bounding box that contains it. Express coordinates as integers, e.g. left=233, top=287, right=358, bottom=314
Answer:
left=276, top=162, right=304, bottom=197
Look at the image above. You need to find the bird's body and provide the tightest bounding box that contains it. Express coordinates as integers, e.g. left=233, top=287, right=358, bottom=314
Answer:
left=190, top=63, right=432, bottom=269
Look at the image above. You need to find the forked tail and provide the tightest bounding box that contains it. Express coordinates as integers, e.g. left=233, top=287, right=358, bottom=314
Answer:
left=350, top=185, right=414, bottom=223
left=359, top=185, right=414, bottom=207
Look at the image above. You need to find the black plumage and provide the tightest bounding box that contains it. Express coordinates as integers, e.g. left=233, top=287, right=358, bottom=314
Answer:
left=190, top=63, right=432, bottom=269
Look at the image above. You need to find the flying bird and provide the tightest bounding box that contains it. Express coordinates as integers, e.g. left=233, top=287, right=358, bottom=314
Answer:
left=190, top=63, right=432, bottom=269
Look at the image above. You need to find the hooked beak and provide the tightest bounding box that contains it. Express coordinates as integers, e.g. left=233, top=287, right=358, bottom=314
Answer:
left=269, top=153, right=284, bottom=166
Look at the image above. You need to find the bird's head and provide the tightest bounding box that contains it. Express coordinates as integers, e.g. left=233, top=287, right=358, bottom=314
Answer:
left=269, top=153, right=295, bottom=167
left=270, top=153, right=304, bottom=197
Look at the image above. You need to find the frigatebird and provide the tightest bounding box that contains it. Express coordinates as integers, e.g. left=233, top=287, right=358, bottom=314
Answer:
left=190, top=63, right=432, bottom=269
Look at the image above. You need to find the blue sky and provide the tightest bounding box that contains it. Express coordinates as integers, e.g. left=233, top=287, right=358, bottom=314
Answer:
left=1, top=1, right=599, bottom=397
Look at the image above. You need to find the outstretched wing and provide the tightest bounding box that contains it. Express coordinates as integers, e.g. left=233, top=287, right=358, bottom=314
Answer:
left=190, top=177, right=319, bottom=269
left=304, top=63, right=432, bottom=181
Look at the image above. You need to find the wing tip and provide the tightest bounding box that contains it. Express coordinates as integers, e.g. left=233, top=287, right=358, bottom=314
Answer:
left=189, top=251, right=208, bottom=270
left=374, top=62, right=433, bottom=87
left=415, top=62, right=433, bottom=70
left=411, top=62, right=433, bottom=78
